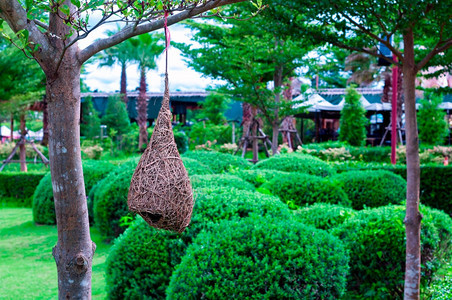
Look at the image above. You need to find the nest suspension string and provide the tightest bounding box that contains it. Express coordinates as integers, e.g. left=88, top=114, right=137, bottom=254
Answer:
left=127, top=11, right=194, bottom=233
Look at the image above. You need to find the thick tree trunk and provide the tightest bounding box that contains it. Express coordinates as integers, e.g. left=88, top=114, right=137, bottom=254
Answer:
left=137, top=67, right=148, bottom=151
left=47, top=61, right=95, bottom=299
left=120, top=63, right=128, bottom=104
left=403, top=28, right=422, bottom=300
left=19, top=114, right=27, bottom=172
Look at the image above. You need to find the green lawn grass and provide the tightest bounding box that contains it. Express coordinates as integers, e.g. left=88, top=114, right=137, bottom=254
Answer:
left=0, top=207, right=110, bottom=299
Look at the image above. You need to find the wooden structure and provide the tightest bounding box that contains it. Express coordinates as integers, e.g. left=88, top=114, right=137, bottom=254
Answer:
left=235, top=118, right=272, bottom=163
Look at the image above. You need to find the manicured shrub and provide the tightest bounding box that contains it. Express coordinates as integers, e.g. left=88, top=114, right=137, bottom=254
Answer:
left=190, top=174, right=254, bottom=191
left=32, top=160, right=116, bottom=224
left=105, top=217, right=183, bottom=299
left=333, top=163, right=452, bottom=216
left=0, top=171, right=47, bottom=206
left=167, top=216, right=349, bottom=299
left=252, top=153, right=335, bottom=177
left=183, top=150, right=251, bottom=173
left=180, top=157, right=213, bottom=175
left=294, top=203, right=356, bottom=231
left=233, top=169, right=290, bottom=187
left=348, top=146, right=391, bottom=163
left=261, top=173, right=350, bottom=208
left=332, top=205, right=447, bottom=298
left=105, top=187, right=292, bottom=299
left=93, top=163, right=135, bottom=239
left=339, top=86, right=367, bottom=146
left=333, top=170, right=406, bottom=210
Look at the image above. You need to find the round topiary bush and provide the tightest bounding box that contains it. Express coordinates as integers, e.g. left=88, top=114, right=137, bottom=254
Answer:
left=105, top=217, right=184, bottom=299
left=93, top=162, right=137, bottom=239
left=183, top=150, right=251, bottom=173
left=105, top=187, right=292, bottom=299
left=190, top=174, right=255, bottom=191
left=332, top=205, right=447, bottom=298
left=233, top=169, right=290, bottom=187
left=181, top=157, right=213, bottom=175
left=294, top=203, right=356, bottom=231
left=333, top=170, right=406, bottom=210
left=167, top=215, right=349, bottom=299
left=32, top=160, right=117, bottom=225
left=261, top=173, right=350, bottom=208
left=252, top=153, right=335, bottom=177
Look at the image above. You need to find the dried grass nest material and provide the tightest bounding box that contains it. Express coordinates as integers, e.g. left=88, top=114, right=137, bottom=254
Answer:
left=128, top=75, right=193, bottom=233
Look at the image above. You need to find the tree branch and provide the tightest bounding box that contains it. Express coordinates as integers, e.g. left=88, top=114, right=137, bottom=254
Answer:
left=416, top=38, right=452, bottom=71
left=0, top=0, right=53, bottom=68
left=79, top=0, right=246, bottom=64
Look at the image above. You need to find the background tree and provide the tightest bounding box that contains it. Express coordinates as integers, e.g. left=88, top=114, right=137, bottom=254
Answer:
left=417, top=92, right=448, bottom=145
left=101, top=95, right=131, bottom=136
left=276, top=0, right=452, bottom=297
left=177, top=2, right=313, bottom=154
left=130, top=33, right=165, bottom=150
left=0, top=31, right=45, bottom=171
left=339, top=86, right=368, bottom=146
left=97, top=35, right=135, bottom=103
left=198, top=91, right=230, bottom=125
left=0, top=0, right=247, bottom=297
left=80, top=97, right=101, bottom=139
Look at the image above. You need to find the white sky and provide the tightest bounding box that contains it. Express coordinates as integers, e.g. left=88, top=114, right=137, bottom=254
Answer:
left=79, top=23, right=221, bottom=93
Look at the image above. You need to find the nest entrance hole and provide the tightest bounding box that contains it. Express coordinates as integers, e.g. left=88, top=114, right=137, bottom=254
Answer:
left=139, top=212, right=162, bottom=224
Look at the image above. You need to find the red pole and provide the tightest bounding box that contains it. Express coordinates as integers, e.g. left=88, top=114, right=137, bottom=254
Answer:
left=391, top=54, right=398, bottom=165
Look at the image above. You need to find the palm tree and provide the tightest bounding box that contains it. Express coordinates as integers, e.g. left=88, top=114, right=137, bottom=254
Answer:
left=130, top=33, right=165, bottom=150
left=97, top=30, right=135, bottom=104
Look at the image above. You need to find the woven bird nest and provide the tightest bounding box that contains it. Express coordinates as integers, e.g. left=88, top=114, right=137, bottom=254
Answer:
left=128, top=74, right=193, bottom=233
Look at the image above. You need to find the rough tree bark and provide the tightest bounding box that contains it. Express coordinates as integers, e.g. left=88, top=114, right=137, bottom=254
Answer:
left=403, top=28, right=422, bottom=300
left=137, top=67, right=148, bottom=151
left=271, top=64, right=283, bottom=155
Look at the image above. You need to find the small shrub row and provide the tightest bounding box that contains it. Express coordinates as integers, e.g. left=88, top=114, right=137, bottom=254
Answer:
left=0, top=171, right=47, bottom=206
left=261, top=173, right=350, bottom=208
left=190, top=174, right=255, bottom=191
left=232, top=169, right=290, bottom=187
left=183, top=150, right=251, bottom=173
left=333, top=163, right=452, bottom=216
left=180, top=157, right=213, bottom=175
left=252, top=153, right=335, bottom=177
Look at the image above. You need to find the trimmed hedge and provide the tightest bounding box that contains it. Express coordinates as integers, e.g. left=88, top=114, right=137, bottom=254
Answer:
left=32, top=160, right=116, bottom=225
left=333, top=163, right=452, bottom=216
left=261, top=173, right=350, bottom=208
left=190, top=174, right=255, bottom=191
left=183, top=150, right=251, bottom=173
left=180, top=157, right=213, bottom=176
left=105, top=187, right=292, bottom=299
left=167, top=216, right=349, bottom=299
left=93, top=162, right=136, bottom=239
left=332, top=205, right=451, bottom=298
left=294, top=203, right=356, bottom=231
left=333, top=170, right=406, bottom=210
left=0, top=171, right=47, bottom=206
left=233, top=169, right=290, bottom=187
left=252, top=153, right=335, bottom=177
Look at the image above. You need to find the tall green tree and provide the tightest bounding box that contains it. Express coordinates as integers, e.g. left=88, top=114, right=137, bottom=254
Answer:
left=0, top=0, right=248, bottom=296
left=198, top=91, right=230, bottom=125
left=101, top=95, right=131, bottom=136
left=130, top=33, right=164, bottom=150
left=417, top=92, right=448, bottom=145
left=339, top=86, right=368, bottom=146
left=177, top=2, right=314, bottom=154
left=277, top=0, right=452, bottom=297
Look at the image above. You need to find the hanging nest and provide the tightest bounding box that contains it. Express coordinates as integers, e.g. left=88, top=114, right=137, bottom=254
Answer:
left=128, top=74, right=193, bottom=233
